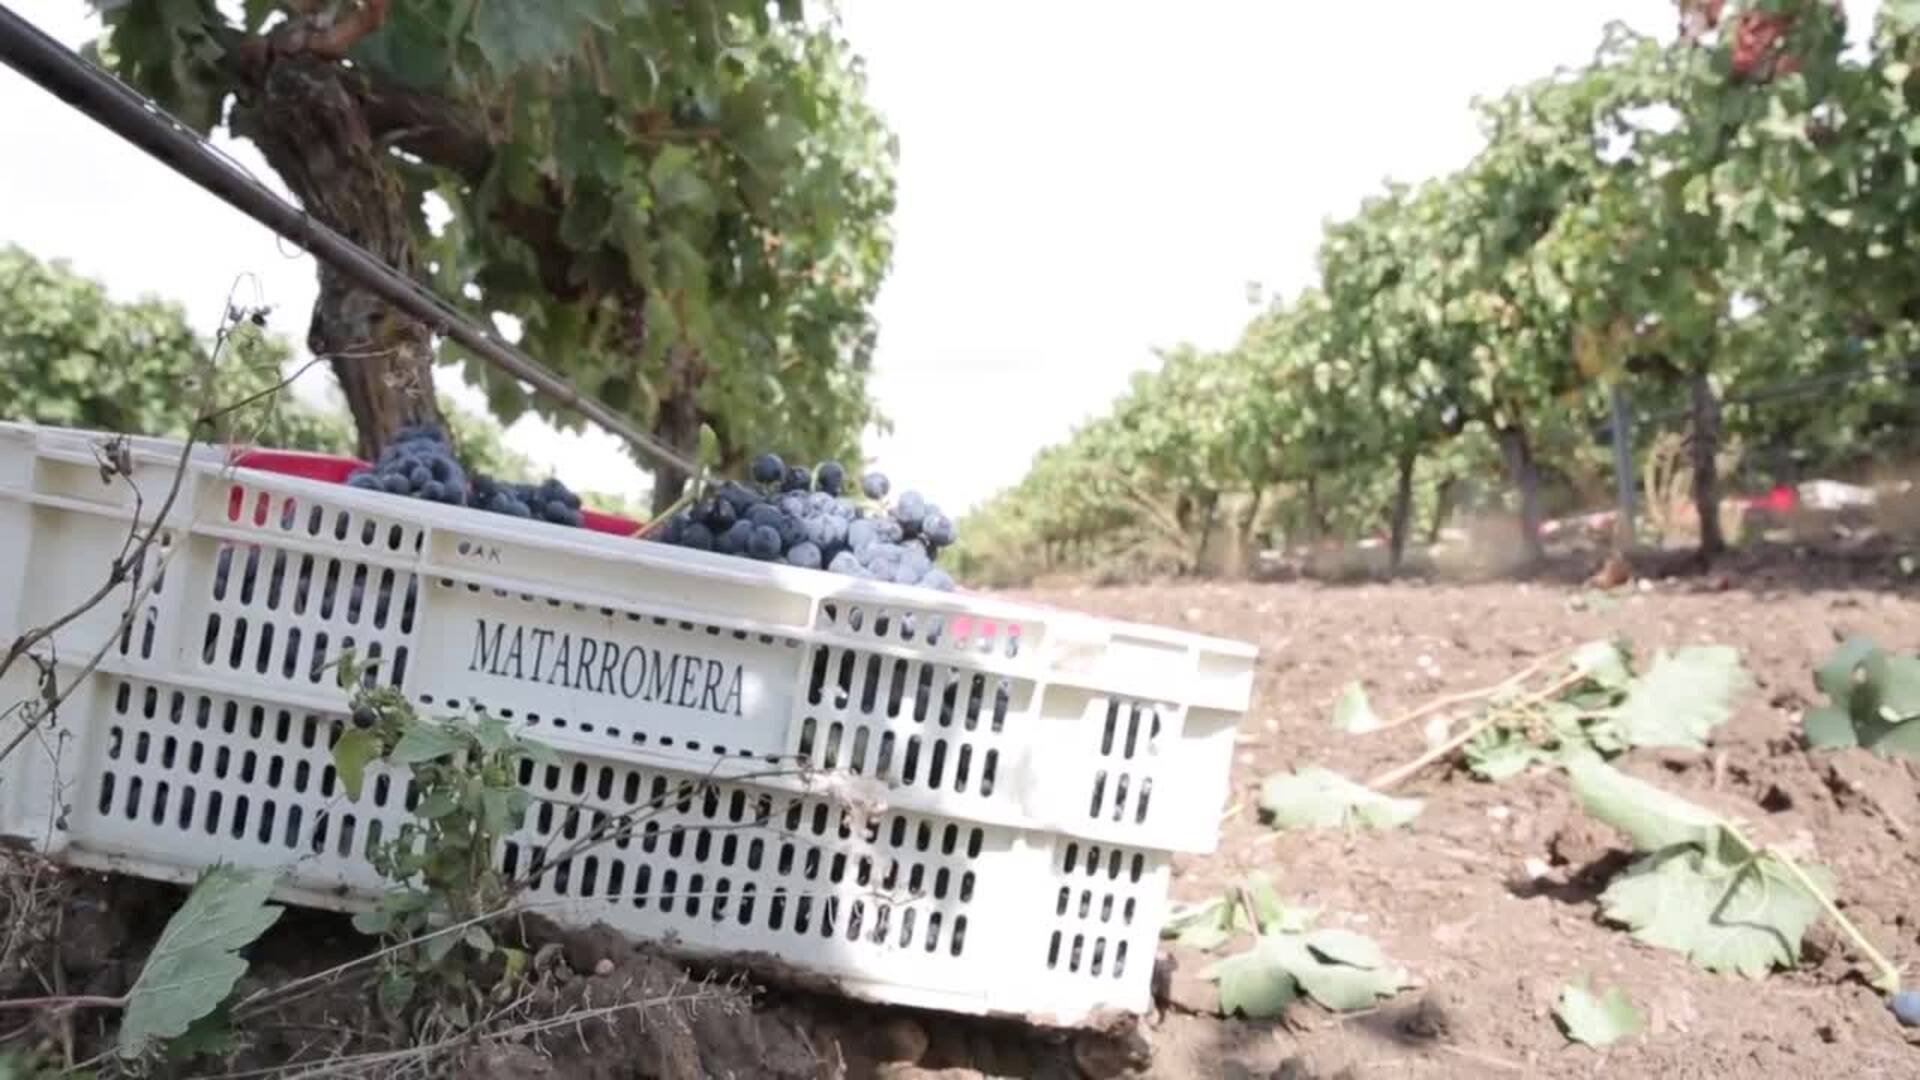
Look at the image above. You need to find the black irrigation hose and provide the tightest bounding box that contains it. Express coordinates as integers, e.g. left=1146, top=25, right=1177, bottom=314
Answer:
left=0, top=3, right=703, bottom=479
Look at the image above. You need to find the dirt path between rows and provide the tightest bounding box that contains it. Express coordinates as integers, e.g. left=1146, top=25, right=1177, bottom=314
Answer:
left=1005, top=560, right=1920, bottom=1078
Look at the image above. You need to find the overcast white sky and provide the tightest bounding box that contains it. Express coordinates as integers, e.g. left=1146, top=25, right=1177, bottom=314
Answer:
left=0, top=1, right=1878, bottom=513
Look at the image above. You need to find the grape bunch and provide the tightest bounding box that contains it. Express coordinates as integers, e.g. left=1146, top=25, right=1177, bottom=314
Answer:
left=343, top=424, right=585, bottom=528
left=654, top=452, right=960, bottom=591
left=469, top=475, right=584, bottom=527
left=345, top=425, right=468, bottom=505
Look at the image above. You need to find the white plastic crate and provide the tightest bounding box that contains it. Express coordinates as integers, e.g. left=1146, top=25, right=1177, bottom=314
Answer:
left=0, top=422, right=1257, bottom=1024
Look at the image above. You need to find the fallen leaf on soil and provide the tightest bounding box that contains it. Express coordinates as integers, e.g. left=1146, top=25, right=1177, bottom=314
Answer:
left=1611, top=645, right=1751, bottom=750
left=120, top=866, right=284, bottom=1059
left=1571, top=639, right=1632, bottom=690
left=1259, top=767, right=1422, bottom=831
left=1555, top=980, right=1645, bottom=1046
left=1331, top=682, right=1385, bottom=734
left=1597, top=846, right=1829, bottom=979
left=1162, top=897, right=1237, bottom=953
left=1203, top=917, right=1409, bottom=1017
left=1803, top=638, right=1920, bottom=760
left=1567, top=756, right=1834, bottom=979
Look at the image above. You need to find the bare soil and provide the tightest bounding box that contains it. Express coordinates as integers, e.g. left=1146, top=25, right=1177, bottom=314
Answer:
left=7, top=547, right=1919, bottom=1078
left=1004, top=547, right=1920, bottom=1079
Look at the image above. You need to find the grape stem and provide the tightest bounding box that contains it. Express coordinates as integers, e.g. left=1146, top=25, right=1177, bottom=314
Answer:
left=1356, top=647, right=1568, bottom=737
left=638, top=488, right=697, bottom=539
left=1720, top=819, right=1902, bottom=995
left=1368, top=671, right=1586, bottom=790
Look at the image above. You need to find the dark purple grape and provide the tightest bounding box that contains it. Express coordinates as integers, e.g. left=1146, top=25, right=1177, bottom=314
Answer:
left=681, top=523, right=715, bottom=551
left=748, top=525, right=782, bottom=560
left=894, top=491, right=927, bottom=530
left=718, top=481, right=760, bottom=515
left=815, top=461, right=846, bottom=496
left=817, top=515, right=849, bottom=548
left=903, top=542, right=932, bottom=575
left=351, top=704, right=379, bottom=729
left=718, top=520, right=754, bottom=555
left=862, top=471, right=889, bottom=500
left=787, top=542, right=823, bottom=570
left=347, top=472, right=380, bottom=490
left=782, top=466, right=812, bottom=493
left=828, top=551, right=864, bottom=576
left=922, top=513, right=956, bottom=547
left=775, top=513, right=806, bottom=549
left=539, top=476, right=581, bottom=510
left=847, top=519, right=877, bottom=553
left=751, top=453, right=786, bottom=486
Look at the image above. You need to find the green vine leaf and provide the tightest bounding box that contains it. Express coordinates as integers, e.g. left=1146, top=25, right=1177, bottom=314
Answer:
left=1566, top=753, right=1722, bottom=853
left=1162, top=897, right=1238, bottom=953
left=1568, top=757, right=1835, bottom=978
left=1201, top=887, right=1411, bottom=1017
left=119, top=867, right=283, bottom=1059
left=1571, top=639, right=1632, bottom=691
left=1803, top=639, right=1920, bottom=760
left=332, top=728, right=383, bottom=802
left=1611, top=646, right=1750, bottom=750
left=378, top=967, right=417, bottom=1015
left=1331, top=682, right=1385, bottom=734
left=390, top=720, right=468, bottom=766
left=1598, top=845, right=1830, bottom=979
left=1555, top=980, right=1645, bottom=1047
left=1259, top=767, right=1422, bottom=831
left=1464, top=725, right=1547, bottom=782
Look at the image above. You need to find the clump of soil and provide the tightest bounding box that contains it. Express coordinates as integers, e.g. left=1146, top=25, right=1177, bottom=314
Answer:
left=0, top=884, right=1102, bottom=1079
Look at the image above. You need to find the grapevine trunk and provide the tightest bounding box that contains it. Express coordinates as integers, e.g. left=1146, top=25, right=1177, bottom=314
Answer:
left=1427, top=473, right=1456, bottom=546
left=229, top=54, right=442, bottom=461
left=1499, top=425, right=1547, bottom=566
left=1388, top=449, right=1417, bottom=573
left=1689, top=368, right=1726, bottom=559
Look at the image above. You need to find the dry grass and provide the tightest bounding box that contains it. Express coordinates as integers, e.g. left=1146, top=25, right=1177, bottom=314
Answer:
left=1639, top=431, right=1746, bottom=548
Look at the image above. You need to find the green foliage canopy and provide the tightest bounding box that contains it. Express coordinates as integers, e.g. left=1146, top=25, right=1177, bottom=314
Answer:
left=0, top=244, right=350, bottom=452
left=956, top=2, right=1920, bottom=585
left=89, top=0, right=897, bottom=493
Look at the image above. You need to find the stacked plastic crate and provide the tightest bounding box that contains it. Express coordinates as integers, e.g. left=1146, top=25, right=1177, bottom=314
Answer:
left=0, top=422, right=1256, bottom=1024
